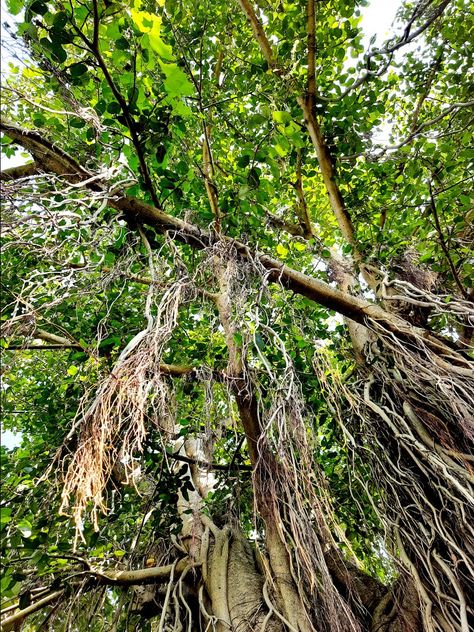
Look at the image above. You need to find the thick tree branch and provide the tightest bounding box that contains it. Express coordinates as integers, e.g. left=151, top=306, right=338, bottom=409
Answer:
left=90, top=558, right=192, bottom=586
left=0, top=590, right=64, bottom=631
left=296, top=98, right=357, bottom=247
left=35, top=328, right=82, bottom=347
left=236, top=0, right=276, bottom=68
left=265, top=211, right=307, bottom=237
left=1, top=321, right=83, bottom=350
left=0, top=162, right=38, bottom=181
left=0, top=560, right=195, bottom=630
left=0, top=120, right=466, bottom=358
left=0, top=123, right=91, bottom=182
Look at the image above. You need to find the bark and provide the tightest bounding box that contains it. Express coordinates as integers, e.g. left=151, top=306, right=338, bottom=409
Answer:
left=0, top=162, right=38, bottom=180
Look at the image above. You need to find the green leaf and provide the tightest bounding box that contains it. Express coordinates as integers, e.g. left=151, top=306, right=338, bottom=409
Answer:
left=70, top=63, right=88, bottom=77
left=17, top=520, right=33, bottom=538
left=237, top=155, right=251, bottom=168
left=115, top=37, right=130, bottom=50
left=272, top=110, right=291, bottom=125
left=28, top=1, right=48, bottom=16
left=149, top=34, right=174, bottom=60
left=248, top=167, right=260, bottom=188
left=107, top=102, right=122, bottom=114
left=276, top=244, right=289, bottom=257
left=7, top=0, right=23, bottom=15
left=0, top=507, right=12, bottom=525
left=53, top=12, right=68, bottom=29
left=159, top=62, right=194, bottom=97
left=255, top=333, right=265, bottom=350
left=51, top=43, right=67, bottom=64
left=69, top=117, right=85, bottom=128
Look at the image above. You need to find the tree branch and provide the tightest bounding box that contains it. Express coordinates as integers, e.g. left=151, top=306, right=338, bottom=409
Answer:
left=320, top=0, right=451, bottom=102
left=69, top=9, right=160, bottom=208
left=408, top=53, right=443, bottom=136
left=429, top=182, right=468, bottom=299
left=90, top=558, right=193, bottom=586
left=0, top=119, right=465, bottom=357
left=5, top=344, right=80, bottom=350
left=0, top=590, right=64, bottom=631
left=306, top=0, right=317, bottom=111
left=166, top=449, right=252, bottom=471
left=0, top=162, right=38, bottom=181
left=293, top=149, right=313, bottom=238
left=236, top=0, right=276, bottom=68
left=235, top=0, right=358, bottom=251
left=0, top=560, right=196, bottom=630
left=35, top=328, right=82, bottom=347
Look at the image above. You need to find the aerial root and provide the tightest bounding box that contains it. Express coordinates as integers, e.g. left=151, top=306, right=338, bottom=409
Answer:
left=59, top=280, right=186, bottom=540
left=313, top=287, right=474, bottom=632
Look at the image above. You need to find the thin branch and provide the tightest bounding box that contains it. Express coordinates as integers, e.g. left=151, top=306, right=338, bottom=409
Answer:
left=306, top=0, right=317, bottom=110
left=166, top=449, right=252, bottom=471
left=202, top=124, right=221, bottom=232
left=385, top=0, right=451, bottom=55
left=320, top=0, right=451, bottom=102
left=293, top=149, right=313, bottom=238
left=69, top=11, right=160, bottom=208
left=408, top=52, right=443, bottom=135
left=0, top=590, right=64, bottom=630
left=429, top=182, right=468, bottom=299
left=378, top=100, right=474, bottom=155
left=5, top=344, right=80, bottom=350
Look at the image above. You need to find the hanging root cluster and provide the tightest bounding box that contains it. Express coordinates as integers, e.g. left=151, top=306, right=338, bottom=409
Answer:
left=60, top=280, right=186, bottom=539
left=250, top=362, right=364, bottom=632
left=210, top=253, right=366, bottom=632
left=315, top=290, right=474, bottom=632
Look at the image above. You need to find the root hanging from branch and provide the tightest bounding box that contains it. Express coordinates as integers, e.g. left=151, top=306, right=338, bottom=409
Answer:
left=250, top=366, right=365, bottom=632
left=314, top=293, right=474, bottom=632
left=205, top=247, right=366, bottom=631
left=59, top=279, right=187, bottom=541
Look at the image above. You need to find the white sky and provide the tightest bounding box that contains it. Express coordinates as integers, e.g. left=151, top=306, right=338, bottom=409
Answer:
left=0, top=0, right=403, bottom=451
left=360, top=0, right=403, bottom=48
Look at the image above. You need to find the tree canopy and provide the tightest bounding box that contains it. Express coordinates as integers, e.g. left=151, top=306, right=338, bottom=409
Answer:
left=1, top=0, right=473, bottom=631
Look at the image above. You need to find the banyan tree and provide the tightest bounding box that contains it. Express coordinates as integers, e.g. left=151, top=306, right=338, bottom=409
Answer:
left=1, top=0, right=473, bottom=630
